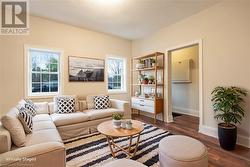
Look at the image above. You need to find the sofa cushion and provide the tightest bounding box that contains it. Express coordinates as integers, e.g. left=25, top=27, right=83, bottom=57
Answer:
left=18, top=108, right=33, bottom=134
left=25, top=129, right=62, bottom=146
left=33, top=114, right=52, bottom=122
left=33, top=121, right=56, bottom=131
left=84, top=108, right=124, bottom=120
left=79, top=100, right=87, bottom=111
left=0, top=123, right=11, bottom=154
left=1, top=108, right=26, bottom=147
left=50, top=112, right=89, bottom=126
left=48, top=102, right=54, bottom=114
left=34, top=102, right=49, bottom=114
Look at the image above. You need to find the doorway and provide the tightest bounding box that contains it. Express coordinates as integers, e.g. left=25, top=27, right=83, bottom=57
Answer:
left=165, top=40, right=203, bottom=129
left=171, top=44, right=199, bottom=116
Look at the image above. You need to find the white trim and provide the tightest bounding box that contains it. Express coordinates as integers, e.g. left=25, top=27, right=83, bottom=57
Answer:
left=199, top=125, right=217, bottom=138
left=24, top=44, right=64, bottom=98
left=106, top=55, right=128, bottom=94
left=108, top=90, right=127, bottom=95
left=173, top=106, right=199, bottom=117
left=199, top=125, right=250, bottom=148
left=165, top=39, right=203, bottom=124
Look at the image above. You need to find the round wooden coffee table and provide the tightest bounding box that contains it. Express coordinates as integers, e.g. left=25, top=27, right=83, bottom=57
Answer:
left=97, top=120, right=144, bottom=158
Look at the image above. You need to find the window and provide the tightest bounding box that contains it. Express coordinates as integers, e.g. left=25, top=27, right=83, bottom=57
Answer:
left=26, top=47, right=62, bottom=97
left=107, top=57, right=126, bottom=93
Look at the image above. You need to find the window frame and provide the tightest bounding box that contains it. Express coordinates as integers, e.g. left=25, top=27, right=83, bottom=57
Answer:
left=106, top=56, right=127, bottom=94
left=24, top=45, right=63, bottom=98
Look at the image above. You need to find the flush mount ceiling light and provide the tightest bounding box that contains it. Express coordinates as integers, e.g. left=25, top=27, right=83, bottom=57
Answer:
left=94, top=0, right=124, bottom=6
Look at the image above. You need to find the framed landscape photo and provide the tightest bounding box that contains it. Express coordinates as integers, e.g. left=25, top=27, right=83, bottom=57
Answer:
left=68, top=56, right=105, bottom=82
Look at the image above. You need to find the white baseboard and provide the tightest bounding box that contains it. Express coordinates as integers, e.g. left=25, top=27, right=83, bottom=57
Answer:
left=173, top=106, right=199, bottom=117
left=199, top=125, right=250, bottom=148
left=199, top=125, right=217, bottom=138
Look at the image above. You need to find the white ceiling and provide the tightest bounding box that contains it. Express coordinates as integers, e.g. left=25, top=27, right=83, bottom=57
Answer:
left=30, top=0, right=220, bottom=40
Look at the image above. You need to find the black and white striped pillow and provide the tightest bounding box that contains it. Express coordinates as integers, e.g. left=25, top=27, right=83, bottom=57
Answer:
left=18, top=107, right=33, bottom=134
left=93, top=95, right=110, bottom=109
left=24, top=99, right=37, bottom=117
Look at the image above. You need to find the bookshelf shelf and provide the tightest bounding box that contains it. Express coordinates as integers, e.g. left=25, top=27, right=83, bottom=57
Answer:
left=130, top=52, right=165, bottom=123
left=131, top=66, right=164, bottom=72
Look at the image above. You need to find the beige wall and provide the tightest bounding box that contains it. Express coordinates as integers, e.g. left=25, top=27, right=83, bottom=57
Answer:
left=0, top=42, right=3, bottom=116
left=171, top=45, right=199, bottom=116
left=0, top=16, right=131, bottom=117
left=132, top=0, right=250, bottom=147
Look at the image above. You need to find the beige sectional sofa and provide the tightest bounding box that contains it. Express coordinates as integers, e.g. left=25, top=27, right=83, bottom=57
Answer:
left=0, top=97, right=130, bottom=167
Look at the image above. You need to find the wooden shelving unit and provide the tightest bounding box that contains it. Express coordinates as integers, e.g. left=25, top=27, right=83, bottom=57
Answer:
left=132, top=84, right=164, bottom=86
left=131, top=52, right=165, bottom=123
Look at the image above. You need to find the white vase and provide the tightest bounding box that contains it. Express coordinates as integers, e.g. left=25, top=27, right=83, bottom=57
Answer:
left=126, top=123, right=133, bottom=130
left=121, top=121, right=127, bottom=129
left=136, top=63, right=144, bottom=69
left=112, top=119, right=121, bottom=128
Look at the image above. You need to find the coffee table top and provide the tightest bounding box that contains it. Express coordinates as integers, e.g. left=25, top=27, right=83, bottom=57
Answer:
left=97, top=120, right=144, bottom=137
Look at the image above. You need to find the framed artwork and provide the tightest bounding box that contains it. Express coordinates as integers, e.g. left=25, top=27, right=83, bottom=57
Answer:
left=68, top=56, right=105, bottom=82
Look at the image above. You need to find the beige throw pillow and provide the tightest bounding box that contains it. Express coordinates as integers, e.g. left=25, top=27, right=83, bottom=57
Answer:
left=1, top=108, right=26, bottom=147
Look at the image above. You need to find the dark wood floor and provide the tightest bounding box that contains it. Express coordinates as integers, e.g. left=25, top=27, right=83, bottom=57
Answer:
left=132, top=114, right=250, bottom=167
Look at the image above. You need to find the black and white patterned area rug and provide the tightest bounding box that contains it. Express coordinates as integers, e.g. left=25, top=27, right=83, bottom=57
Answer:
left=64, top=124, right=172, bottom=167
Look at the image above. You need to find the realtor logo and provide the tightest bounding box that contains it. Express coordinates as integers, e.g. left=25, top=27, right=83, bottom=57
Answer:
left=1, top=0, right=29, bottom=35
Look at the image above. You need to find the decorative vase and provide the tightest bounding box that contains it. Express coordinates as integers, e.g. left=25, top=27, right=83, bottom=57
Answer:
left=112, top=119, right=121, bottom=128
left=121, top=120, right=126, bottom=129
left=126, top=122, right=133, bottom=130
left=218, top=123, right=237, bottom=150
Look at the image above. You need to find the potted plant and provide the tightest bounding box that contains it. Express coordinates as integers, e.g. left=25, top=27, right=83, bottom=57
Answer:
left=148, top=75, right=155, bottom=84
left=142, top=77, right=149, bottom=84
left=211, top=86, right=247, bottom=150
left=112, top=113, right=123, bottom=128
left=136, top=59, right=144, bottom=69
left=150, top=58, right=156, bottom=67
left=139, top=74, right=146, bottom=84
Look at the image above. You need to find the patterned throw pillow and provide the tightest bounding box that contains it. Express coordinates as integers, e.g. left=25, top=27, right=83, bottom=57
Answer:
left=55, top=97, right=76, bottom=114
left=18, top=107, right=33, bottom=134
left=93, top=95, right=110, bottom=109
left=24, top=99, right=37, bottom=117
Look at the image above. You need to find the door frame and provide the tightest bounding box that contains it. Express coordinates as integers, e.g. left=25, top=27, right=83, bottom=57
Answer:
left=164, top=39, right=203, bottom=128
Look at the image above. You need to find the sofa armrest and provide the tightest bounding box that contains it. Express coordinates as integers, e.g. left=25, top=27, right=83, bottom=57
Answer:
left=0, top=123, right=11, bottom=154
left=110, top=99, right=131, bottom=119
left=0, top=142, right=65, bottom=167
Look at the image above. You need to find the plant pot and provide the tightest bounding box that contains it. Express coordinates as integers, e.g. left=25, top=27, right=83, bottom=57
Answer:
left=218, top=123, right=237, bottom=150
left=112, top=119, right=121, bottom=128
